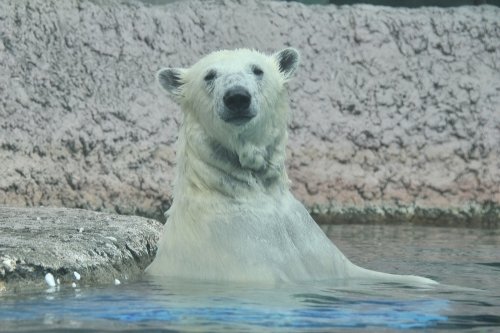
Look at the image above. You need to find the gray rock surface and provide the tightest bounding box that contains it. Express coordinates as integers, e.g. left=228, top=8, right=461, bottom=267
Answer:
left=0, top=0, right=499, bottom=224
left=0, top=206, right=162, bottom=291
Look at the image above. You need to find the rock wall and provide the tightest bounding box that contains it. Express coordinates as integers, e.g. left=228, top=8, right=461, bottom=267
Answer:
left=1, top=0, right=499, bottom=224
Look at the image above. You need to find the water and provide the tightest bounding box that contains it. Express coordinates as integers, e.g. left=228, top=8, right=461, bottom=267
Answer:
left=1, top=225, right=499, bottom=332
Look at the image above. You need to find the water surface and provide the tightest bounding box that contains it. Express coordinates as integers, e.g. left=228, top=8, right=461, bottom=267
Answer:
left=1, top=225, right=499, bottom=332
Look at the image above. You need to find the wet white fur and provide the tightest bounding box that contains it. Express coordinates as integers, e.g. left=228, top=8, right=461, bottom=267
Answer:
left=146, top=49, right=436, bottom=285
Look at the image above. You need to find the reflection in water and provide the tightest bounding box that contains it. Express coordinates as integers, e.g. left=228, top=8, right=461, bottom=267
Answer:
left=0, top=278, right=450, bottom=331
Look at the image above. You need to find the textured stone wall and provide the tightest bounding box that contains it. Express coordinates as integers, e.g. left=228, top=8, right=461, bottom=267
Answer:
left=1, top=0, right=499, bottom=224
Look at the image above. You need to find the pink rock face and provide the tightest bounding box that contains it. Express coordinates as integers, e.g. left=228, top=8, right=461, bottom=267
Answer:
left=0, top=0, right=499, bottom=224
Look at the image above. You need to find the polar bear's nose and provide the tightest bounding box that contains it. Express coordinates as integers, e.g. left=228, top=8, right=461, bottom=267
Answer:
left=223, top=86, right=251, bottom=113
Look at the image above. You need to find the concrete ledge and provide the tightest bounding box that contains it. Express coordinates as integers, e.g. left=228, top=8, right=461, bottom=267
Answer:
left=310, top=203, right=500, bottom=228
left=0, top=206, right=162, bottom=292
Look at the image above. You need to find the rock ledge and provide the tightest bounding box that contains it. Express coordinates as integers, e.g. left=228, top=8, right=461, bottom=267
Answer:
left=0, top=206, right=162, bottom=292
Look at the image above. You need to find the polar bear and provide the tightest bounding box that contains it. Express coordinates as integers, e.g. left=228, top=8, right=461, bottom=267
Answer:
left=146, top=48, right=436, bottom=285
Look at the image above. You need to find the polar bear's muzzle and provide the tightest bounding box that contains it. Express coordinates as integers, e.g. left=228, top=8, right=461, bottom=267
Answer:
left=221, top=86, right=256, bottom=125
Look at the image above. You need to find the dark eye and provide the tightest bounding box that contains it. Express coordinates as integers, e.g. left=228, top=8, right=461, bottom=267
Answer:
left=204, top=70, right=217, bottom=82
left=252, top=65, right=264, bottom=76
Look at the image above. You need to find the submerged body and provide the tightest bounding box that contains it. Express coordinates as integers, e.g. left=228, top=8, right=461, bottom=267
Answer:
left=146, top=48, right=435, bottom=285
left=148, top=189, right=433, bottom=284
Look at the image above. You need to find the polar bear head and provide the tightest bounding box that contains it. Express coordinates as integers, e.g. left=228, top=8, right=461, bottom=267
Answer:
left=157, top=48, right=299, bottom=192
left=157, top=49, right=299, bottom=155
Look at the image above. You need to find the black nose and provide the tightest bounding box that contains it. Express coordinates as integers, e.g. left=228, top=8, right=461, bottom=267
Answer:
left=223, top=86, right=251, bottom=113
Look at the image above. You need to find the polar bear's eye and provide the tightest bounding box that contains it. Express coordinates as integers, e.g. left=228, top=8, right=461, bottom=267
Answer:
left=204, top=70, right=217, bottom=82
left=251, top=65, right=264, bottom=77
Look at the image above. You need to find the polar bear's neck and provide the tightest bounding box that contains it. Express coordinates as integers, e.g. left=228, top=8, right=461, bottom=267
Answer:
left=173, top=118, right=290, bottom=199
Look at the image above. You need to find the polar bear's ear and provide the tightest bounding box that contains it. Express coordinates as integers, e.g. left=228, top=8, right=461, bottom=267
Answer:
left=157, top=67, right=185, bottom=97
left=273, top=48, right=300, bottom=80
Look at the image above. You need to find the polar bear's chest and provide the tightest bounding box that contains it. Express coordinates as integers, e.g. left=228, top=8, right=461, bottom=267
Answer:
left=155, top=194, right=345, bottom=282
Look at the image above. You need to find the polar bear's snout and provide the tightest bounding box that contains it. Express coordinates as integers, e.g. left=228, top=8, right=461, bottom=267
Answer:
left=223, top=86, right=251, bottom=112
left=221, top=86, right=256, bottom=124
